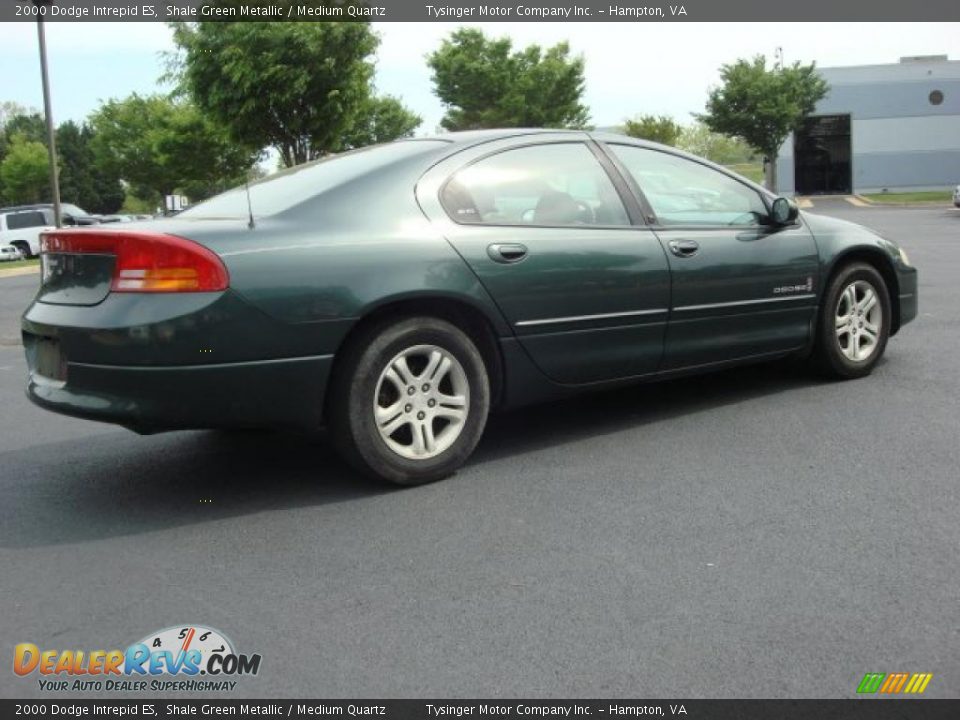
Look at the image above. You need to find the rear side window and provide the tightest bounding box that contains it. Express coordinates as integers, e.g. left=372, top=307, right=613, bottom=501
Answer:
left=609, top=145, right=769, bottom=226
left=5, top=211, right=47, bottom=230
left=441, top=143, right=630, bottom=227
left=178, top=140, right=448, bottom=219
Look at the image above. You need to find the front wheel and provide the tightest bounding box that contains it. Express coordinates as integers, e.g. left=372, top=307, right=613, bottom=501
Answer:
left=329, top=317, right=490, bottom=485
left=813, top=262, right=891, bottom=379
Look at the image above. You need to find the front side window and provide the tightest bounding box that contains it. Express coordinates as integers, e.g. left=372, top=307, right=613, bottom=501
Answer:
left=610, top=145, right=769, bottom=226
left=442, top=143, right=630, bottom=227
left=5, top=211, right=47, bottom=230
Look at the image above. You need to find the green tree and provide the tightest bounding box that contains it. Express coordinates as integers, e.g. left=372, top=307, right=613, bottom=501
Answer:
left=622, top=115, right=683, bottom=146
left=56, top=121, right=125, bottom=214
left=677, top=122, right=757, bottom=165
left=171, top=19, right=416, bottom=167
left=0, top=106, right=45, bottom=201
left=427, top=28, right=589, bottom=131
left=91, top=94, right=258, bottom=203
left=0, top=134, right=50, bottom=204
left=340, top=96, right=421, bottom=149
left=3, top=112, right=46, bottom=145
left=699, top=55, right=828, bottom=190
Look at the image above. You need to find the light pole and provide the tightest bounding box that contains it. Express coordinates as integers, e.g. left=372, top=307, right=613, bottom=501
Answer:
left=34, top=0, right=62, bottom=228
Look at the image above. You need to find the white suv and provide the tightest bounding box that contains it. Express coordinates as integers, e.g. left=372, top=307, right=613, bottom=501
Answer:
left=0, top=204, right=97, bottom=257
left=0, top=207, right=54, bottom=258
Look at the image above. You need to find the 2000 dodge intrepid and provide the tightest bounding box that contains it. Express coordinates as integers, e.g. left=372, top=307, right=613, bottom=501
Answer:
left=22, top=130, right=917, bottom=484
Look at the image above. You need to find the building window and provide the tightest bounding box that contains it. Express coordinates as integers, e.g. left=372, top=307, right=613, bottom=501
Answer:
left=929, top=90, right=944, bottom=106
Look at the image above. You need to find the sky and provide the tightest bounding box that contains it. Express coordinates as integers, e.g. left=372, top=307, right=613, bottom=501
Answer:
left=0, top=21, right=957, bottom=133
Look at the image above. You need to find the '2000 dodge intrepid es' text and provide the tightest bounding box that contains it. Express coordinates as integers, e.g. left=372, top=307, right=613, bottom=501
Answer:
left=22, top=130, right=917, bottom=484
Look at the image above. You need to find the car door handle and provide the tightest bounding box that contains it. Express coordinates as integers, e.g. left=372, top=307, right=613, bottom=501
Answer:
left=668, top=239, right=700, bottom=258
left=487, top=243, right=528, bottom=263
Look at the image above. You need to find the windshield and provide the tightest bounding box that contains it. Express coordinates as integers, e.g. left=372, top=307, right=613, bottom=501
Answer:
left=61, top=204, right=88, bottom=217
left=178, top=140, right=448, bottom=220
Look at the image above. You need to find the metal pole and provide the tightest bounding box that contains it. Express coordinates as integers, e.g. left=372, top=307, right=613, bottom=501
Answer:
left=36, top=8, right=62, bottom=228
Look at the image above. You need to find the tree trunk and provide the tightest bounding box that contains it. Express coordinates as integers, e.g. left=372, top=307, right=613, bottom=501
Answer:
left=764, top=155, right=779, bottom=193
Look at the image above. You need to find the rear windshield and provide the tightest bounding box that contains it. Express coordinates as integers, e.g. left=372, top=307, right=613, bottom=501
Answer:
left=5, top=211, right=47, bottom=230
left=178, top=140, right=448, bottom=219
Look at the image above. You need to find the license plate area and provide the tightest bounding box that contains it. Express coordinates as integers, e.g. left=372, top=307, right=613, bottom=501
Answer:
left=27, top=335, right=67, bottom=382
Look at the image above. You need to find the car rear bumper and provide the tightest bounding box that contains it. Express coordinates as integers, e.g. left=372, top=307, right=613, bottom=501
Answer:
left=25, top=353, right=333, bottom=433
left=21, top=289, right=345, bottom=433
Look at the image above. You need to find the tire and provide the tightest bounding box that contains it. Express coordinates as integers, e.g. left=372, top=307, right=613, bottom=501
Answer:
left=12, top=241, right=32, bottom=259
left=328, top=316, right=491, bottom=486
left=812, top=262, right=891, bottom=379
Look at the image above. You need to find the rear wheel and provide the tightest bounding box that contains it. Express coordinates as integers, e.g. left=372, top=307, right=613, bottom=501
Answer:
left=813, top=262, right=891, bottom=379
left=11, top=241, right=32, bottom=259
left=329, top=317, right=490, bottom=485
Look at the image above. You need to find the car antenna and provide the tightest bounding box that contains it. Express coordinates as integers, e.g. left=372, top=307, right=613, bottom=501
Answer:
left=244, top=173, right=256, bottom=230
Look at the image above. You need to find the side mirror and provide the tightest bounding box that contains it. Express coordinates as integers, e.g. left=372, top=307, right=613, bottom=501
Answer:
left=771, top=197, right=799, bottom=226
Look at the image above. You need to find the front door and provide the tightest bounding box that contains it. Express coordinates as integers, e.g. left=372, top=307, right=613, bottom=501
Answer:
left=417, top=138, right=671, bottom=384
left=604, top=143, right=820, bottom=370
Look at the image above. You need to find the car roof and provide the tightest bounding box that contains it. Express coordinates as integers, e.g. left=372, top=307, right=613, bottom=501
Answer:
left=0, top=204, right=50, bottom=213
left=411, top=128, right=693, bottom=155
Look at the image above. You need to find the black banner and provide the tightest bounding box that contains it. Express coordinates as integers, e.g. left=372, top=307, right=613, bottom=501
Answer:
left=2, top=0, right=959, bottom=22
left=3, top=701, right=960, bottom=720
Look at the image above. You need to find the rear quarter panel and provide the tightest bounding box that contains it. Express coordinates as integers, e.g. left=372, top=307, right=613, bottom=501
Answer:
left=147, top=157, right=512, bottom=358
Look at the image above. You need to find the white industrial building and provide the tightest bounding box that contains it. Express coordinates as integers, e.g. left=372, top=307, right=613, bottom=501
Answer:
left=776, top=56, right=960, bottom=195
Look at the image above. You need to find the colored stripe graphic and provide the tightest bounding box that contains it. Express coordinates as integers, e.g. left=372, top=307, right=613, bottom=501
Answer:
left=904, top=673, right=933, bottom=694
left=880, top=672, right=909, bottom=693
left=857, top=673, right=885, bottom=693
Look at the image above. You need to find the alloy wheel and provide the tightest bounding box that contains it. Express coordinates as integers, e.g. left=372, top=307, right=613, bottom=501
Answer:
left=835, top=279, right=883, bottom=362
left=373, top=344, right=470, bottom=460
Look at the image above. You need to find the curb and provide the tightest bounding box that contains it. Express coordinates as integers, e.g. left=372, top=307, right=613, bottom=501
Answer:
left=0, top=265, right=40, bottom=279
left=855, top=194, right=953, bottom=208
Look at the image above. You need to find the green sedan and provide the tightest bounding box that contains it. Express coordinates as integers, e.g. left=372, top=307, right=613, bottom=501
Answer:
left=22, top=130, right=918, bottom=485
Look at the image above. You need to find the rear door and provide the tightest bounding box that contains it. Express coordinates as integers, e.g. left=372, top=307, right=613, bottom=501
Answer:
left=417, top=135, right=671, bottom=384
left=603, top=143, right=820, bottom=369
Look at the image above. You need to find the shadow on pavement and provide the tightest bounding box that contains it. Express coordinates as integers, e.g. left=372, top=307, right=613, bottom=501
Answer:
left=2, top=358, right=822, bottom=548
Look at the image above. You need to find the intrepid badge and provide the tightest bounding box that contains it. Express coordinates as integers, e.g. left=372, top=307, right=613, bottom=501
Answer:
left=773, top=276, right=814, bottom=295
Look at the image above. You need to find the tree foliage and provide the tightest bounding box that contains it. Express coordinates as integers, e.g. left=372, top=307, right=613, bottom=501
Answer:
left=340, top=95, right=421, bottom=149
left=170, top=20, right=419, bottom=166
left=699, top=55, right=828, bottom=186
left=91, top=94, right=258, bottom=203
left=676, top=122, right=757, bottom=165
left=0, top=134, right=49, bottom=204
left=622, top=115, right=683, bottom=146
left=427, top=28, right=589, bottom=131
left=56, top=121, right=125, bottom=214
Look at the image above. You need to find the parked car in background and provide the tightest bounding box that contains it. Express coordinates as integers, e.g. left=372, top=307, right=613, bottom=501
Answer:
left=22, top=130, right=918, bottom=486
left=0, top=203, right=100, bottom=258
left=0, top=244, right=23, bottom=262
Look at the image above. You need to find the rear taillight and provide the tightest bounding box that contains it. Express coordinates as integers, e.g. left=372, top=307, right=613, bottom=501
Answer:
left=40, top=229, right=229, bottom=293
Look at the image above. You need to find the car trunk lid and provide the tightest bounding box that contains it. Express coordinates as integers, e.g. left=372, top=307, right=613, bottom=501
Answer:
left=37, top=227, right=230, bottom=306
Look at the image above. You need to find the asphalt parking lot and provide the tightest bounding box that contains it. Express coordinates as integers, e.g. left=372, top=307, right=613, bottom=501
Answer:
left=1, top=202, right=957, bottom=699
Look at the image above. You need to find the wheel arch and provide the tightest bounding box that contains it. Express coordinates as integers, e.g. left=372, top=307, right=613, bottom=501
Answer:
left=9, top=239, right=32, bottom=257
left=329, top=293, right=507, bottom=409
left=824, top=247, right=902, bottom=334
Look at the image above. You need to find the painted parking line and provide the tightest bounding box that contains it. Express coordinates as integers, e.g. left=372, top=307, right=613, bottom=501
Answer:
left=795, top=197, right=814, bottom=209
left=846, top=196, right=870, bottom=207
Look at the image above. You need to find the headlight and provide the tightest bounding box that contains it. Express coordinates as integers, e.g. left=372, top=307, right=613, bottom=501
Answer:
left=898, top=247, right=912, bottom=267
